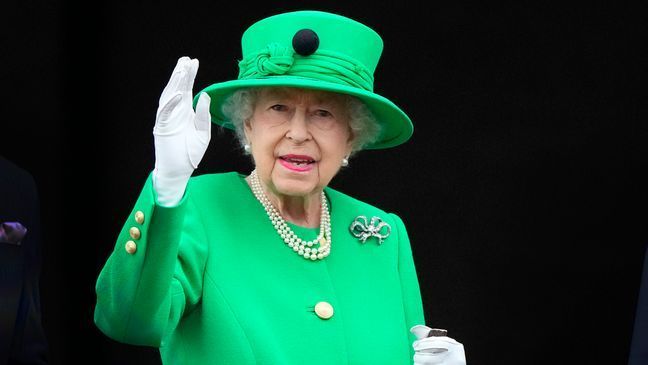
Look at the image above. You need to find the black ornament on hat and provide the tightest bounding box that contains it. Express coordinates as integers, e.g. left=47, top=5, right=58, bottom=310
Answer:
left=292, top=29, right=319, bottom=56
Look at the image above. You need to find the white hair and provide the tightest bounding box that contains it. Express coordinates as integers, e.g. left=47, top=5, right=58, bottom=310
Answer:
left=221, top=87, right=381, bottom=156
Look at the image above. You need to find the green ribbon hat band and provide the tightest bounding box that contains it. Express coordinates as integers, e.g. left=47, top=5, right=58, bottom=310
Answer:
left=238, top=43, right=375, bottom=92
left=195, top=10, right=414, bottom=150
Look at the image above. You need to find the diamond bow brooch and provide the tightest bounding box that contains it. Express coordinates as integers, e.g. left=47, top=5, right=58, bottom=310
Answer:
left=349, top=216, right=391, bottom=244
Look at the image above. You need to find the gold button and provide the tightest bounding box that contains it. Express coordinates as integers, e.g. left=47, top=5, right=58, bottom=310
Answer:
left=129, top=227, right=141, bottom=240
left=314, top=301, right=334, bottom=319
left=134, top=211, right=145, bottom=224
left=125, top=240, right=137, bottom=254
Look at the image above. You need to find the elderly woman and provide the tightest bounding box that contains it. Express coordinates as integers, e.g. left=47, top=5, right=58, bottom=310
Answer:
left=94, top=10, right=465, bottom=365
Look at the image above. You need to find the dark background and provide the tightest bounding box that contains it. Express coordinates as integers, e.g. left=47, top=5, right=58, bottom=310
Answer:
left=2, top=1, right=646, bottom=364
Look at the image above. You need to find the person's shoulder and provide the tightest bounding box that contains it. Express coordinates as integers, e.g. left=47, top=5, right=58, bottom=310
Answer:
left=325, top=186, right=407, bottom=229
left=189, top=171, right=241, bottom=183
left=325, top=186, right=391, bottom=216
left=0, top=155, right=36, bottom=191
left=0, top=155, right=31, bottom=179
left=187, top=171, right=245, bottom=194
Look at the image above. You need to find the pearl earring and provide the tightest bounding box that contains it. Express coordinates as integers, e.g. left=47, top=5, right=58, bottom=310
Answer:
left=341, top=157, right=349, bottom=167
left=244, top=144, right=251, bottom=153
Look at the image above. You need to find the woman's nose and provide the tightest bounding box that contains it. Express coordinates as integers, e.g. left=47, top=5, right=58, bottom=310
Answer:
left=285, top=110, right=312, bottom=143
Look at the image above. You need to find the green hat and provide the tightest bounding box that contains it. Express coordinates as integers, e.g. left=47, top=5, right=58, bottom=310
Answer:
left=194, top=10, right=413, bottom=149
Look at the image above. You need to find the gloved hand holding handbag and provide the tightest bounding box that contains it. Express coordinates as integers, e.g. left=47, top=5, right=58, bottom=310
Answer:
left=411, top=325, right=467, bottom=365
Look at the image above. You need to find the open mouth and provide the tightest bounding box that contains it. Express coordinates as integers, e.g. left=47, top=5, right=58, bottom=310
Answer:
left=279, top=154, right=316, bottom=172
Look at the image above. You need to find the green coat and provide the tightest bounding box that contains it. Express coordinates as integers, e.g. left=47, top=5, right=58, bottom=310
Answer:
left=94, top=171, right=425, bottom=364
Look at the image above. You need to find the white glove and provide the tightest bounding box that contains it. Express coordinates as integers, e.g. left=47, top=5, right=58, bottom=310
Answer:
left=411, top=325, right=466, bottom=365
left=152, top=56, right=212, bottom=207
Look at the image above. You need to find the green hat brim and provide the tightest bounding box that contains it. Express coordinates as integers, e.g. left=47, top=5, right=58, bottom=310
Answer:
left=194, top=76, right=413, bottom=150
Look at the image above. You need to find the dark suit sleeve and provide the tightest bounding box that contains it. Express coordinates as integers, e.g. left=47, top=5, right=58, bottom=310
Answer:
left=7, top=167, right=49, bottom=364
left=629, top=245, right=648, bottom=365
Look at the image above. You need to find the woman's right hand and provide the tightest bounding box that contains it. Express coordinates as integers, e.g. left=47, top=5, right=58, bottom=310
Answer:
left=152, top=56, right=212, bottom=206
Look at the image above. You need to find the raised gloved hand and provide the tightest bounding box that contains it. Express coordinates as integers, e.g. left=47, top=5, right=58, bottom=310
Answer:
left=410, top=325, right=466, bottom=365
left=152, top=56, right=212, bottom=207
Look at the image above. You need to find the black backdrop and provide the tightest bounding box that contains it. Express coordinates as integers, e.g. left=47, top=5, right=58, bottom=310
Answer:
left=2, top=1, right=646, bottom=364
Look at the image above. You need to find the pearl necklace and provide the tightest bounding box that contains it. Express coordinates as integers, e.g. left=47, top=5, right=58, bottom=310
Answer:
left=249, top=169, right=331, bottom=260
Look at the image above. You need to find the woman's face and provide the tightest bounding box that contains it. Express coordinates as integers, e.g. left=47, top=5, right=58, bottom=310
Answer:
left=244, top=87, right=353, bottom=199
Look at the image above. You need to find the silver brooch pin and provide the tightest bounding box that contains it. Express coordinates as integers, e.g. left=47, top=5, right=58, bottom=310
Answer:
left=349, top=216, right=391, bottom=244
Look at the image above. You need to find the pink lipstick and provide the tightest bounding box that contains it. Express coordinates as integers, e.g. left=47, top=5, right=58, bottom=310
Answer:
left=279, top=154, right=316, bottom=172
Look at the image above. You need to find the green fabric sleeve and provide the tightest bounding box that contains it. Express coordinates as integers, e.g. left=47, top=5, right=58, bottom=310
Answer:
left=94, top=172, right=208, bottom=346
left=390, top=213, right=426, bottom=360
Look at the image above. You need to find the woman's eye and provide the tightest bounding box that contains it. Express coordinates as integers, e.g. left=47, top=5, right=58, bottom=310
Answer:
left=270, top=104, right=287, bottom=112
left=315, top=109, right=332, bottom=118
